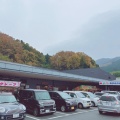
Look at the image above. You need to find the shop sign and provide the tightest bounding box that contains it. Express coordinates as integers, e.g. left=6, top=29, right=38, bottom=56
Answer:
left=99, top=81, right=120, bottom=85
left=0, top=81, right=21, bottom=87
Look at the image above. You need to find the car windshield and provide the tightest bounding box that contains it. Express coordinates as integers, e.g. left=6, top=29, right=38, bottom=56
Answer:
left=35, top=91, right=51, bottom=100
left=100, top=96, right=116, bottom=101
left=82, top=92, right=96, bottom=98
left=117, top=96, right=120, bottom=101
left=0, top=95, right=17, bottom=103
left=77, top=92, right=86, bottom=98
left=59, top=92, right=72, bottom=99
left=87, top=92, right=96, bottom=98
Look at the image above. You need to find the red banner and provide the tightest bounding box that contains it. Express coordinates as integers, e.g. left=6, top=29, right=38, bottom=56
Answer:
left=0, top=81, right=21, bottom=87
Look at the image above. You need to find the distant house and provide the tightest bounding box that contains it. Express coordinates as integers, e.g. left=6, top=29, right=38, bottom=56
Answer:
left=63, top=68, right=116, bottom=81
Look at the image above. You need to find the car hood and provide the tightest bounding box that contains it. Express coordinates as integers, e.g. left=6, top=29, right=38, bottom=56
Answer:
left=0, top=102, right=25, bottom=114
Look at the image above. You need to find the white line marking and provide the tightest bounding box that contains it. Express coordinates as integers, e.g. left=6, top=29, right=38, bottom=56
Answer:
left=26, top=109, right=98, bottom=120
left=56, top=111, right=69, bottom=115
left=43, top=109, right=97, bottom=120
left=26, top=115, right=41, bottom=120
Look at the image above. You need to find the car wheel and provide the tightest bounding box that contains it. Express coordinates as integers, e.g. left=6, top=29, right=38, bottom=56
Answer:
left=60, top=105, right=66, bottom=112
left=78, top=103, right=83, bottom=109
left=91, top=101, right=95, bottom=107
left=33, top=107, right=39, bottom=116
left=99, top=111, right=103, bottom=114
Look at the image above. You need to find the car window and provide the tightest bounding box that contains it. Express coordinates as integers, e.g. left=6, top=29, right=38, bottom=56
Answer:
left=76, top=92, right=86, bottom=98
left=19, top=91, right=28, bottom=99
left=0, top=95, right=17, bottom=103
left=35, top=91, right=51, bottom=100
left=69, top=93, right=77, bottom=98
left=100, top=96, right=116, bottom=101
left=59, top=92, right=72, bottom=99
left=87, top=92, right=96, bottom=98
left=105, top=92, right=117, bottom=95
left=95, top=93, right=104, bottom=96
left=82, top=92, right=89, bottom=98
left=52, top=92, right=60, bottom=98
left=27, top=91, right=34, bottom=99
left=117, top=96, right=120, bottom=101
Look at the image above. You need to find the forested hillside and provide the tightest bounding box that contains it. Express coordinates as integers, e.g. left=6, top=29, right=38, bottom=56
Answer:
left=0, top=32, right=98, bottom=70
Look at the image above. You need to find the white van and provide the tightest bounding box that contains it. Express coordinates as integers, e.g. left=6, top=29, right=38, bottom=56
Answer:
left=63, top=91, right=91, bottom=109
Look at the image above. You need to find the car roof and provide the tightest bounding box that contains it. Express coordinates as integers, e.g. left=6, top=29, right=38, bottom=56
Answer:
left=19, top=89, right=47, bottom=92
left=0, top=92, right=13, bottom=95
left=64, top=91, right=82, bottom=93
left=102, top=93, right=119, bottom=97
left=105, top=91, right=118, bottom=92
left=49, top=91, right=64, bottom=93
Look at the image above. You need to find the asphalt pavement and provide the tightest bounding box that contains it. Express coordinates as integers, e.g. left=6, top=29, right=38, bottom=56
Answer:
left=24, top=107, right=120, bottom=120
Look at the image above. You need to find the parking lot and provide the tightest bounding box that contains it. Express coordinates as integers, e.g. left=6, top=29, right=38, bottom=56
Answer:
left=25, top=107, right=120, bottom=120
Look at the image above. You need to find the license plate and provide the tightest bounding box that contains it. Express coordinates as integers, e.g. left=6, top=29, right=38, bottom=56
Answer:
left=103, top=103, right=111, bottom=106
left=46, top=110, right=50, bottom=113
left=71, top=107, right=74, bottom=110
left=13, top=114, right=19, bottom=118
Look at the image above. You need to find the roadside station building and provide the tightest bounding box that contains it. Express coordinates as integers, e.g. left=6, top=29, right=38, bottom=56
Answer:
left=0, top=60, right=116, bottom=92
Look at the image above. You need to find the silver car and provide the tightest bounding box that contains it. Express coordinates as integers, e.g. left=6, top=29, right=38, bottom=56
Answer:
left=98, top=94, right=120, bottom=114
left=0, top=92, right=26, bottom=120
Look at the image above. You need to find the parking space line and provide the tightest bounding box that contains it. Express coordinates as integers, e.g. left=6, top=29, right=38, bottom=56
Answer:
left=26, top=109, right=98, bottom=120
left=56, top=111, right=70, bottom=115
left=26, top=115, right=41, bottom=120
left=43, top=109, right=98, bottom=120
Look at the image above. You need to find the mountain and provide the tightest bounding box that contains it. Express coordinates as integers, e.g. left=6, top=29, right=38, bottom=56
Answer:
left=0, top=32, right=98, bottom=70
left=96, top=57, right=120, bottom=72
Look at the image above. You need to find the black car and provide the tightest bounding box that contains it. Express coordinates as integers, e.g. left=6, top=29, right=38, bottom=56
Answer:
left=18, top=89, right=56, bottom=116
left=49, top=91, right=77, bottom=112
left=0, top=92, right=26, bottom=120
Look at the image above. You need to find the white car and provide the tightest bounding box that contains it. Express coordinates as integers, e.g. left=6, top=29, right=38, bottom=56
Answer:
left=80, top=91, right=99, bottom=107
left=63, top=91, right=91, bottom=109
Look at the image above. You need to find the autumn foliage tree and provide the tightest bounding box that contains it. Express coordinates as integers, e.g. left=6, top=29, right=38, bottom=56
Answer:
left=50, top=51, right=98, bottom=70
left=0, top=32, right=46, bottom=66
left=0, top=32, right=98, bottom=70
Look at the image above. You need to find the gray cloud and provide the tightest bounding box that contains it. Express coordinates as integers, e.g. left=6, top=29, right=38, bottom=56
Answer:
left=45, top=10, right=120, bottom=60
left=0, top=0, right=120, bottom=60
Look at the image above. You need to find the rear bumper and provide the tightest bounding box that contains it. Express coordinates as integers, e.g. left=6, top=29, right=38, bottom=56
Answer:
left=98, top=106, right=120, bottom=113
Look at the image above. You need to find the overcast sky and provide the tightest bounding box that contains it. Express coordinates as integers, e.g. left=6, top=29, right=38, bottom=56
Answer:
left=0, top=0, right=120, bottom=60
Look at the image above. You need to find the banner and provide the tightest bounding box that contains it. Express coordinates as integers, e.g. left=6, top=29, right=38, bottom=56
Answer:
left=0, top=81, right=21, bottom=87
left=99, top=81, right=120, bottom=85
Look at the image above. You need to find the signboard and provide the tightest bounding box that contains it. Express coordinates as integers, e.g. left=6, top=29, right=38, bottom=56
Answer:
left=0, top=81, right=21, bottom=87
left=99, top=81, right=120, bottom=85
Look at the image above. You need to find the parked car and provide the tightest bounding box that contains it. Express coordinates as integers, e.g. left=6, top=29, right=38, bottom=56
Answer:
left=63, top=91, right=91, bottom=109
left=0, top=92, right=26, bottom=120
left=94, top=92, right=104, bottom=98
left=49, top=91, right=78, bottom=112
left=18, top=89, right=56, bottom=116
left=103, top=91, right=120, bottom=95
left=80, top=91, right=99, bottom=107
left=98, top=94, right=120, bottom=114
